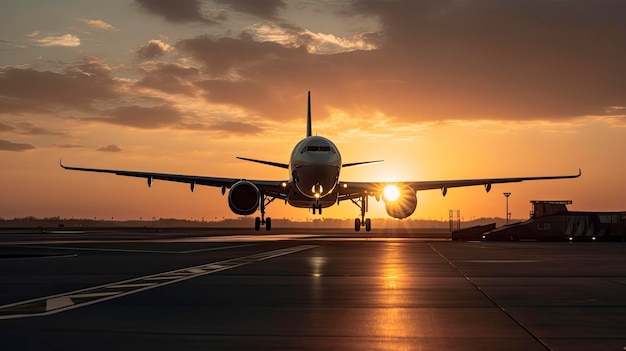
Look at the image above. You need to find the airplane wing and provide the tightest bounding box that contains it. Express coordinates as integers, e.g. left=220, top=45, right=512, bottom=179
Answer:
left=59, top=160, right=288, bottom=198
left=339, top=169, right=582, bottom=200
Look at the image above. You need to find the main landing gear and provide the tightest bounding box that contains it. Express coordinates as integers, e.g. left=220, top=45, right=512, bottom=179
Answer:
left=351, top=195, right=371, bottom=232
left=254, top=193, right=275, bottom=231
left=312, top=202, right=322, bottom=215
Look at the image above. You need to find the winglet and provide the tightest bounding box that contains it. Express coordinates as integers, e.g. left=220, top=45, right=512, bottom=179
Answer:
left=59, top=159, right=66, bottom=169
left=306, top=91, right=312, bottom=137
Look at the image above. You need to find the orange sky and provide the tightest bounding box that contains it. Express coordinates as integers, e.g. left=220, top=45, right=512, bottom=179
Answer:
left=1, top=1, right=625, bottom=222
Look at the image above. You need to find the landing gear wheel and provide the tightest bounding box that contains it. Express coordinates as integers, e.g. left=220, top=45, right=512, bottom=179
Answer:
left=254, top=217, right=261, bottom=231
left=365, top=218, right=371, bottom=232
left=318, top=204, right=322, bottom=215
left=265, top=217, right=272, bottom=231
left=354, top=218, right=361, bottom=232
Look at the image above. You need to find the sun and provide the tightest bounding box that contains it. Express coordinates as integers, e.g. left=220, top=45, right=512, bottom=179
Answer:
left=383, top=185, right=400, bottom=201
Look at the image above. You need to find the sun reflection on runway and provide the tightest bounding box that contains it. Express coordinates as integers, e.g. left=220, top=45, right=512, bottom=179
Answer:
left=376, top=242, right=413, bottom=338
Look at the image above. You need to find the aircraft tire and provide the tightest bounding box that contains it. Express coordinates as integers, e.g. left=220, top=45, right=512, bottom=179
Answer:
left=266, top=217, right=272, bottom=231
left=365, top=218, right=371, bottom=232
left=254, top=217, right=261, bottom=231
left=354, top=218, right=361, bottom=231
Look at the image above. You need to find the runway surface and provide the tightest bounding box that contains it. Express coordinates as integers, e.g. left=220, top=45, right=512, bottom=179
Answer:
left=0, top=229, right=625, bottom=350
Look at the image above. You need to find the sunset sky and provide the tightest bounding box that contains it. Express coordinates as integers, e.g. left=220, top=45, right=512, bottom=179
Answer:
left=1, top=0, right=625, bottom=222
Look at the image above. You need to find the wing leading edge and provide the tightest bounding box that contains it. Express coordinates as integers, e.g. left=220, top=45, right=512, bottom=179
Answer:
left=59, top=160, right=287, bottom=196
left=339, top=169, right=582, bottom=199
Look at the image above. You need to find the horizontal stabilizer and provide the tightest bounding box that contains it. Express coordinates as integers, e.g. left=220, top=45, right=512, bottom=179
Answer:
left=236, top=157, right=289, bottom=169
left=342, top=160, right=384, bottom=168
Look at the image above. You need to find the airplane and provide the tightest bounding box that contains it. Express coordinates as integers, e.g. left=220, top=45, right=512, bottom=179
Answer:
left=60, top=92, right=581, bottom=232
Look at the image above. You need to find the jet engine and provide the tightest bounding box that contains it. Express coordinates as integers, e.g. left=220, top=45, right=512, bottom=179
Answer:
left=384, top=185, right=417, bottom=219
left=228, top=181, right=259, bottom=215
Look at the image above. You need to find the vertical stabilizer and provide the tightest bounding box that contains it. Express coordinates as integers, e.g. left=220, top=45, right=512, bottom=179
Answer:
left=306, top=91, right=312, bottom=137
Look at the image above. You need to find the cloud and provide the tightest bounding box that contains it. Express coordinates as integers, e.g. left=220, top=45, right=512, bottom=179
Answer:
left=0, top=139, right=36, bottom=152
left=97, top=105, right=183, bottom=129
left=341, top=0, right=626, bottom=120
left=210, top=121, right=263, bottom=134
left=178, top=34, right=306, bottom=77
left=33, top=34, right=80, bottom=47
left=135, top=62, right=200, bottom=95
left=82, top=19, right=119, bottom=31
left=179, top=120, right=263, bottom=135
left=174, top=0, right=626, bottom=123
left=96, top=144, right=122, bottom=152
left=54, top=144, right=84, bottom=149
left=0, top=58, right=119, bottom=113
left=214, top=0, right=285, bottom=19
left=246, top=23, right=379, bottom=54
left=12, top=122, right=64, bottom=135
left=135, top=0, right=216, bottom=24
left=0, top=122, right=15, bottom=132
left=135, top=39, right=173, bottom=60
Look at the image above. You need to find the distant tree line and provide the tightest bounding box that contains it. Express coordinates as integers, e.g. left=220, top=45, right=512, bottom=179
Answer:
left=0, top=216, right=517, bottom=229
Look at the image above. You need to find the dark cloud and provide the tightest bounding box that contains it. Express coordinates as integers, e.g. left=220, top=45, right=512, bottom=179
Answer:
left=0, top=139, right=36, bottom=152
left=178, top=34, right=308, bottom=76
left=0, top=58, right=119, bottom=114
left=135, top=63, right=200, bottom=95
left=0, top=96, right=47, bottom=115
left=344, top=0, right=626, bottom=120
left=96, top=144, right=122, bottom=152
left=0, top=122, right=63, bottom=135
left=14, top=122, right=64, bottom=135
left=194, top=78, right=305, bottom=121
left=135, top=0, right=216, bottom=24
left=97, top=105, right=183, bottom=129
left=135, top=40, right=171, bottom=60
left=214, top=0, right=285, bottom=19
left=177, top=0, right=626, bottom=122
left=0, top=122, right=15, bottom=132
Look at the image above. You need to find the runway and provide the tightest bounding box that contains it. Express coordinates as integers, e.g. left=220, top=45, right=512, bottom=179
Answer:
left=0, top=230, right=625, bottom=350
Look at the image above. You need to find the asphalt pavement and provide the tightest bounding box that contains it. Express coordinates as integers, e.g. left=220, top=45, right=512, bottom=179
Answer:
left=0, top=230, right=624, bottom=350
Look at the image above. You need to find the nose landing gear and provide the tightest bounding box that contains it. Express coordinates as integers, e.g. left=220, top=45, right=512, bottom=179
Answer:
left=312, top=202, right=322, bottom=215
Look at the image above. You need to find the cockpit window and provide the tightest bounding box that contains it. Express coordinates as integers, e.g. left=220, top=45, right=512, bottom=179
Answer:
left=301, top=145, right=334, bottom=153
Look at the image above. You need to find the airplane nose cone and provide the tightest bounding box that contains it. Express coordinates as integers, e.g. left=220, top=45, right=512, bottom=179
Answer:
left=294, top=165, right=338, bottom=198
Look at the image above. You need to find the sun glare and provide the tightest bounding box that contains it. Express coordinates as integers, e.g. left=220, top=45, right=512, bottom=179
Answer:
left=383, top=185, right=400, bottom=202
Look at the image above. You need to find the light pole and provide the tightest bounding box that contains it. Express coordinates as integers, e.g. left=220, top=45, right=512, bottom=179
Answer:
left=503, top=192, right=511, bottom=225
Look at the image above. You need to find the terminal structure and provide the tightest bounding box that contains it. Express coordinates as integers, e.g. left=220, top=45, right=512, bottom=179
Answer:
left=453, top=200, right=626, bottom=241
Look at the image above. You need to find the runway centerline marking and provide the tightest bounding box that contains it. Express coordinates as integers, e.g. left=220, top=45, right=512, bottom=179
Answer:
left=0, top=245, right=317, bottom=320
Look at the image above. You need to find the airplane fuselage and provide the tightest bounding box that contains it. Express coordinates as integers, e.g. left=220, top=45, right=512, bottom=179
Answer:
left=287, top=136, right=341, bottom=208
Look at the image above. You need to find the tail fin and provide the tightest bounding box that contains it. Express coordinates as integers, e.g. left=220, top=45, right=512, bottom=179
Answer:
left=306, top=91, right=312, bottom=137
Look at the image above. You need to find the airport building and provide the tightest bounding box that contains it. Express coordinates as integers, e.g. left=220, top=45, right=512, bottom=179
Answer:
left=453, top=200, right=626, bottom=241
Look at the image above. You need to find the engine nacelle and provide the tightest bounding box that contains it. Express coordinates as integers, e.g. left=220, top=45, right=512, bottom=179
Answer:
left=228, top=181, right=259, bottom=215
left=384, top=185, right=417, bottom=219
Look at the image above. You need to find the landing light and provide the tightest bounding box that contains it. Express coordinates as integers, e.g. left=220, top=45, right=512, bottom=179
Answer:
left=383, top=185, right=400, bottom=202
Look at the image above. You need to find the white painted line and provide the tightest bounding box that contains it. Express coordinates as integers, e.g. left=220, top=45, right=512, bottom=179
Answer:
left=46, top=297, right=73, bottom=311
left=107, top=283, right=154, bottom=288
left=68, top=292, right=120, bottom=299
left=7, top=243, right=256, bottom=255
left=0, top=245, right=317, bottom=320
